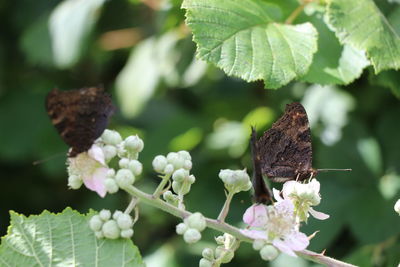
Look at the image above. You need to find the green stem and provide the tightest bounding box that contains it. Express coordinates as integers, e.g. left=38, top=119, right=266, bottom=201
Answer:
left=121, top=184, right=357, bottom=267
left=285, top=0, right=312, bottom=24
left=153, top=174, right=171, bottom=198
left=217, top=191, right=234, bottom=222
left=124, top=197, right=138, bottom=214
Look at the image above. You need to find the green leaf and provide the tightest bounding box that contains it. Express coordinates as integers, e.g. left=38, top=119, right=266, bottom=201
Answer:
left=182, top=0, right=318, bottom=89
left=301, top=13, right=369, bottom=85
left=49, top=0, right=106, bottom=69
left=327, top=0, right=400, bottom=73
left=0, top=208, right=144, bottom=267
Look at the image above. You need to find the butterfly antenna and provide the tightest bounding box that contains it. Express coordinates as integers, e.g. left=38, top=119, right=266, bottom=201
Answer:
left=317, top=168, right=352, bottom=172
left=32, top=152, right=66, bottom=165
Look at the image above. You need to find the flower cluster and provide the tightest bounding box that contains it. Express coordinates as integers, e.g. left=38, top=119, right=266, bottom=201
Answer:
left=200, top=234, right=237, bottom=267
left=218, top=169, right=252, bottom=193
left=67, top=130, right=144, bottom=197
left=89, top=209, right=134, bottom=239
left=242, top=179, right=328, bottom=259
left=152, top=151, right=192, bottom=175
left=176, top=212, right=206, bottom=244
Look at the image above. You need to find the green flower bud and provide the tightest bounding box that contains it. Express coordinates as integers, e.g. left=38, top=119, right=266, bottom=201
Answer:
left=172, top=168, right=189, bottom=182
left=201, top=248, right=214, bottom=260
left=185, top=212, right=206, bottom=231
left=183, top=228, right=201, bottom=244
left=164, top=164, right=175, bottom=175
left=99, top=209, right=111, bottom=221
left=115, top=169, right=135, bottom=187
left=103, top=145, right=117, bottom=162
left=260, top=245, right=279, bottom=261
left=183, top=160, right=192, bottom=170
left=101, top=130, right=122, bottom=145
left=124, top=135, right=144, bottom=153
left=172, top=181, right=191, bottom=195
left=188, top=174, right=196, bottom=184
left=112, top=210, right=124, bottom=220
left=117, top=214, right=133, bottom=230
left=105, top=178, right=119, bottom=194
left=218, top=249, right=234, bottom=264
left=102, top=220, right=120, bottom=239
left=120, top=229, right=134, bottom=239
left=252, top=239, right=266, bottom=251
left=68, top=175, right=82, bottom=189
left=128, top=160, right=143, bottom=176
left=89, top=215, right=103, bottom=231
left=215, top=235, right=225, bottom=245
left=163, top=191, right=179, bottom=206
left=178, top=150, right=191, bottom=161
left=219, top=169, right=251, bottom=193
left=176, top=222, right=188, bottom=235
left=167, top=152, right=185, bottom=169
left=199, top=258, right=212, bottom=267
left=95, top=231, right=104, bottom=239
left=119, top=158, right=130, bottom=168
left=106, top=169, right=115, bottom=178
left=153, top=155, right=168, bottom=173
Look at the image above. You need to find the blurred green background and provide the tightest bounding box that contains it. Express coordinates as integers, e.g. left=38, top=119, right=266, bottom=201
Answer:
left=1, top=0, right=399, bottom=266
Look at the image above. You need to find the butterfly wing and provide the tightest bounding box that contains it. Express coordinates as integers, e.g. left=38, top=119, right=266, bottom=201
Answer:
left=46, top=87, right=114, bottom=157
left=256, top=102, right=314, bottom=182
left=250, top=127, right=272, bottom=203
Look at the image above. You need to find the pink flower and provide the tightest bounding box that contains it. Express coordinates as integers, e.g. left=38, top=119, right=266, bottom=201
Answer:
left=241, top=200, right=309, bottom=257
left=67, top=144, right=109, bottom=198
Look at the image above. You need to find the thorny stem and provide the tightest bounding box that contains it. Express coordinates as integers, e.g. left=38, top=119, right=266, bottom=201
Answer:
left=121, top=184, right=356, bottom=267
left=285, top=0, right=314, bottom=24
left=153, top=173, right=171, bottom=198
left=217, top=191, right=235, bottom=222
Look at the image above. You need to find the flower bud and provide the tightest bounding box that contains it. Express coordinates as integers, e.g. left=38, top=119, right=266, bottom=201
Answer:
left=128, top=160, right=143, bottom=176
left=106, top=169, right=116, bottom=178
left=101, top=130, right=122, bottom=145
left=105, top=178, right=119, bottom=194
left=119, top=158, right=130, bottom=169
left=172, top=181, right=191, bottom=195
left=218, top=249, right=234, bottom=264
left=102, top=220, right=120, bottom=239
left=163, top=191, right=179, bottom=206
left=95, top=231, right=104, bottom=239
left=260, top=245, right=279, bottom=261
left=89, top=215, right=103, bottom=231
left=153, top=155, right=168, bottom=173
left=164, top=164, right=175, bottom=175
left=185, top=212, right=206, bottom=231
left=115, top=169, right=135, bottom=187
left=117, top=214, right=134, bottom=230
left=395, top=199, right=400, bottom=215
left=176, top=222, right=188, bottom=235
left=183, top=228, right=201, bottom=244
left=172, top=168, right=189, bottom=182
left=167, top=152, right=185, bottom=169
left=188, top=175, right=196, bottom=184
left=68, top=175, right=82, bottom=189
left=178, top=150, right=191, bottom=161
left=112, top=210, right=124, bottom=220
left=120, top=229, right=134, bottom=239
left=215, top=235, right=225, bottom=245
left=219, top=169, right=251, bottom=193
left=99, top=209, right=111, bottom=221
left=102, top=145, right=117, bottom=162
left=201, top=248, right=214, bottom=260
left=183, top=160, right=192, bottom=170
left=124, top=135, right=144, bottom=152
left=199, top=258, right=212, bottom=267
left=252, top=239, right=265, bottom=250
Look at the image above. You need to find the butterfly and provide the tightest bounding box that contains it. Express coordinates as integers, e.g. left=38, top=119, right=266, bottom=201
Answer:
left=46, top=87, right=115, bottom=157
left=250, top=102, right=350, bottom=204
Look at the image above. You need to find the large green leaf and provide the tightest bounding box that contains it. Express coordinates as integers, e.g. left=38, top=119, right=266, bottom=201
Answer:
left=327, top=0, right=400, bottom=73
left=182, top=0, right=318, bottom=89
left=0, top=208, right=144, bottom=267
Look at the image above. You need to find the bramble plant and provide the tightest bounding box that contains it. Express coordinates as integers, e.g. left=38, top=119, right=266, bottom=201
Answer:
left=1, top=0, right=400, bottom=266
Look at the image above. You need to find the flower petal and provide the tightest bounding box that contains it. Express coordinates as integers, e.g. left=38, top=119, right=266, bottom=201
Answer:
left=272, top=239, right=297, bottom=257
left=83, top=167, right=108, bottom=197
left=240, top=229, right=268, bottom=240
left=274, top=199, right=294, bottom=216
left=309, top=207, right=330, bottom=220
left=282, top=181, right=297, bottom=199
left=88, top=144, right=106, bottom=165
left=284, top=231, right=309, bottom=251
left=273, top=188, right=283, bottom=202
left=309, top=179, right=320, bottom=193
left=243, top=204, right=268, bottom=227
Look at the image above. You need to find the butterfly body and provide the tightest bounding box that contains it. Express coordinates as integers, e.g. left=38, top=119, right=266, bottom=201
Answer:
left=46, top=87, right=114, bottom=157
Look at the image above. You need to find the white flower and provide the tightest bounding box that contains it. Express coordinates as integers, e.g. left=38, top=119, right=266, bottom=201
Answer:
left=241, top=201, right=309, bottom=257
left=67, top=144, right=110, bottom=197
left=275, top=179, right=329, bottom=221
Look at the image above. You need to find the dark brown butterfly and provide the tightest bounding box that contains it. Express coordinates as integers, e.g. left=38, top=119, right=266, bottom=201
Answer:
left=46, top=87, right=114, bottom=157
left=250, top=102, right=350, bottom=203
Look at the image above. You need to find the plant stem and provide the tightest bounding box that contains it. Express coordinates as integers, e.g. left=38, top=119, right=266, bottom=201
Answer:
left=285, top=0, right=312, bottom=24
left=153, top=174, right=171, bottom=198
left=121, top=184, right=357, bottom=267
left=217, top=191, right=234, bottom=222
left=124, top=197, right=138, bottom=214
